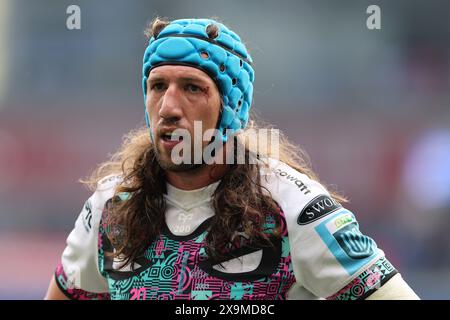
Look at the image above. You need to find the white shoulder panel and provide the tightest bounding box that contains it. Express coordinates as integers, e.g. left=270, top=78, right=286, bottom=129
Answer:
left=261, top=159, right=384, bottom=298
left=60, top=175, right=122, bottom=293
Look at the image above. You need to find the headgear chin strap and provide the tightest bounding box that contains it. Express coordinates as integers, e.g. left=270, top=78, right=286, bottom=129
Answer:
left=142, top=18, right=255, bottom=142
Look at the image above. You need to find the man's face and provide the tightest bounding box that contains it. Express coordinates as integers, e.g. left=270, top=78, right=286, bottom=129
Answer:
left=146, top=65, right=221, bottom=171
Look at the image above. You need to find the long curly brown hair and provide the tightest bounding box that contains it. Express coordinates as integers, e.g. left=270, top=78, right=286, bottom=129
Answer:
left=81, top=17, right=346, bottom=267
left=82, top=118, right=346, bottom=267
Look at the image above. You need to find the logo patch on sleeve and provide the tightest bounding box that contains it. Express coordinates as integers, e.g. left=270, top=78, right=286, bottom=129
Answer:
left=325, top=214, right=376, bottom=260
left=315, top=210, right=379, bottom=276
left=297, top=195, right=342, bottom=225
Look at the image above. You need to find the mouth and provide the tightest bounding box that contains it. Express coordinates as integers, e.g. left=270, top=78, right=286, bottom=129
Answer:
left=158, top=130, right=185, bottom=152
left=160, top=132, right=184, bottom=142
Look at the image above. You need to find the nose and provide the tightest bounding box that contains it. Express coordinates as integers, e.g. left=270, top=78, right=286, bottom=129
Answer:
left=158, top=84, right=183, bottom=124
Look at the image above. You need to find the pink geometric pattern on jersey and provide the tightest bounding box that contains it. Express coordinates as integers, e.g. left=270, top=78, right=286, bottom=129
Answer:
left=98, top=206, right=297, bottom=300
left=326, top=256, right=397, bottom=300
left=54, top=263, right=110, bottom=300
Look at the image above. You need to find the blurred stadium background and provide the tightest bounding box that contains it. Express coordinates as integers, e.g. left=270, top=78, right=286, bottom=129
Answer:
left=0, top=0, right=449, bottom=299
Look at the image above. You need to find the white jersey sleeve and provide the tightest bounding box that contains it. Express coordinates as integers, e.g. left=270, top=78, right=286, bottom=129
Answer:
left=56, top=175, right=121, bottom=296
left=262, top=159, right=393, bottom=299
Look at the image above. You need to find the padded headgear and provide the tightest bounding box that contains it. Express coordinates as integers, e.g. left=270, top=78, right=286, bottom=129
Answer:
left=142, top=18, right=255, bottom=142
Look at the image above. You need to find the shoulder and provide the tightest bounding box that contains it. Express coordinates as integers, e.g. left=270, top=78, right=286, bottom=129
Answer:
left=261, top=159, right=339, bottom=224
left=79, top=174, right=123, bottom=232
left=259, top=160, right=386, bottom=298
left=58, top=175, right=123, bottom=294
left=96, top=174, right=123, bottom=193
left=89, top=174, right=123, bottom=209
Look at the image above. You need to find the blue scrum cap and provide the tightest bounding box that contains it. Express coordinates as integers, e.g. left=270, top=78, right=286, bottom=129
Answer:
left=142, top=18, right=255, bottom=142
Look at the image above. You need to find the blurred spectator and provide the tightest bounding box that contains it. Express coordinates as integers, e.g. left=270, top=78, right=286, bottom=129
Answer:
left=398, top=128, right=450, bottom=268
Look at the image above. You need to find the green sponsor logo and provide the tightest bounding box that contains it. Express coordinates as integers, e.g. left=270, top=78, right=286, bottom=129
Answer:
left=334, top=214, right=353, bottom=230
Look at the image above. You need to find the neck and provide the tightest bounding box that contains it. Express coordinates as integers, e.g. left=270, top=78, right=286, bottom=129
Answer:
left=165, top=163, right=229, bottom=190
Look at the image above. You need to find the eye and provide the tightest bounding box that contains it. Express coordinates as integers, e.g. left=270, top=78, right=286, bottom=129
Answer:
left=185, top=84, right=202, bottom=93
left=150, top=82, right=166, bottom=92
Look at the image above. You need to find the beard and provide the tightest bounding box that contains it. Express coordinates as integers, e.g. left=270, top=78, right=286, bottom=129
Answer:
left=154, top=142, right=204, bottom=172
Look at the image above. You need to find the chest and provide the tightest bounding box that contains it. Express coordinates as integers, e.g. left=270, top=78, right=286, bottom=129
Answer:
left=100, top=228, right=296, bottom=300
